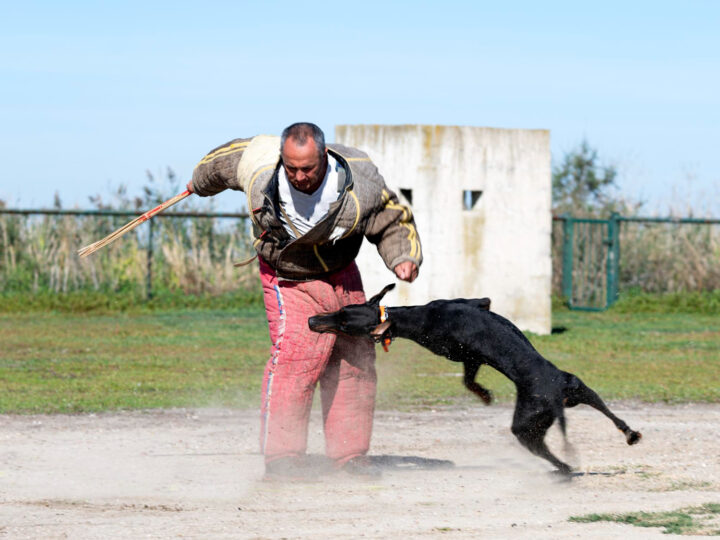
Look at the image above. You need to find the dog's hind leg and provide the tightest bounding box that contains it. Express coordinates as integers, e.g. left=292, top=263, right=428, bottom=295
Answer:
left=463, top=361, right=492, bottom=405
left=512, top=401, right=572, bottom=475
left=564, top=375, right=642, bottom=445
left=555, top=411, right=579, bottom=465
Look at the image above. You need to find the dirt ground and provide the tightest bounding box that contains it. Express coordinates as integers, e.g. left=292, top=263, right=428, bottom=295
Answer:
left=1, top=402, right=719, bottom=539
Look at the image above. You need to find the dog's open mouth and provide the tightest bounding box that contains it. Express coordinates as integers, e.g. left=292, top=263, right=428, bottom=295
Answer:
left=370, top=320, right=392, bottom=343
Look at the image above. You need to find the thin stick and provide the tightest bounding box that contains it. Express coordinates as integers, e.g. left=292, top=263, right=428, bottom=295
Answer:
left=78, top=190, right=192, bottom=258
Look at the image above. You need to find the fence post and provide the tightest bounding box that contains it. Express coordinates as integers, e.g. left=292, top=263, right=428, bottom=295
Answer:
left=606, top=212, right=620, bottom=306
left=561, top=213, right=574, bottom=305
left=147, top=218, right=154, bottom=300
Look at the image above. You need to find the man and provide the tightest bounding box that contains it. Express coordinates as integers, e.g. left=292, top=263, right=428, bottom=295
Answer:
left=187, top=122, right=422, bottom=479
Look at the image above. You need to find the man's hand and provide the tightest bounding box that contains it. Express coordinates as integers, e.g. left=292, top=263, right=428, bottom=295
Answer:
left=186, top=180, right=195, bottom=194
left=394, top=261, right=418, bottom=283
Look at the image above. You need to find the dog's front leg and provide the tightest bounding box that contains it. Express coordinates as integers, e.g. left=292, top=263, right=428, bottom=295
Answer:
left=463, top=361, right=492, bottom=405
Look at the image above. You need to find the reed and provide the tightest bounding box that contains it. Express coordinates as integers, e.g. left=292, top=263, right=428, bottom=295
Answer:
left=619, top=220, right=720, bottom=292
left=1, top=183, right=719, bottom=299
left=551, top=218, right=720, bottom=296
left=0, top=202, right=256, bottom=297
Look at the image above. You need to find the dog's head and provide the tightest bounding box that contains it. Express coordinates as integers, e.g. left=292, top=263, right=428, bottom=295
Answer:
left=308, top=284, right=395, bottom=340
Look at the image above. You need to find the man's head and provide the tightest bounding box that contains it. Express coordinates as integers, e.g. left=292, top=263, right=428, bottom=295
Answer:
left=280, top=122, right=328, bottom=194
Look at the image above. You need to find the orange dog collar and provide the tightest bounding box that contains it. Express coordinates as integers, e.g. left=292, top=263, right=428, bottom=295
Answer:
left=379, top=305, right=391, bottom=352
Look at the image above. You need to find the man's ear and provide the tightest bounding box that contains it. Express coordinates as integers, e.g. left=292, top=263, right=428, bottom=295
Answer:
left=370, top=320, right=392, bottom=340
left=368, top=284, right=395, bottom=306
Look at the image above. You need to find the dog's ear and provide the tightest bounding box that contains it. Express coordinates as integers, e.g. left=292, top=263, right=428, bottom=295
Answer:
left=368, top=284, right=395, bottom=306
left=370, top=320, right=392, bottom=340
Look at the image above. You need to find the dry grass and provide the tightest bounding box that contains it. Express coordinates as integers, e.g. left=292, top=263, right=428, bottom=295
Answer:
left=620, top=221, right=720, bottom=292
left=3, top=212, right=718, bottom=297
left=0, top=209, right=256, bottom=296
left=1, top=173, right=719, bottom=298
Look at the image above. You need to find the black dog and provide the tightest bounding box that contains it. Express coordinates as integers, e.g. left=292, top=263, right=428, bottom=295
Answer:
left=308, top=284, right=641, bottom=475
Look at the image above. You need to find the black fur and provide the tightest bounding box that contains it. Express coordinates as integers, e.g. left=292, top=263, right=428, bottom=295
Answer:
left=309, top=284, right=641, bottom=475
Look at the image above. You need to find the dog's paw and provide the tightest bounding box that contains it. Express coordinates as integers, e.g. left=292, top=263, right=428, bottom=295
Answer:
left=550, top=465, right=573, bottom=481
left=626, top=430, right=642, bottom=445
left=466, top=383, right=493, bottom=405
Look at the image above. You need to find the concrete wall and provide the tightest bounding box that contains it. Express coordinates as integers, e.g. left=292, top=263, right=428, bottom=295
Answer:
left=335, top=124, right=552, bottom=334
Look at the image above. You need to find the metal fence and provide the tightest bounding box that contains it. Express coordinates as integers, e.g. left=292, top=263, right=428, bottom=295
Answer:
left=2, top=207, right=719, bottom=306
left=553, top=213, right=720, bottom=310
left=0, top=207, right=251, bottom=299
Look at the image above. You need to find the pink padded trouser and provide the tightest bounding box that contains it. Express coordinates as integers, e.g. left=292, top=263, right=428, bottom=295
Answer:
left=258, top=258, right=376, bottom=465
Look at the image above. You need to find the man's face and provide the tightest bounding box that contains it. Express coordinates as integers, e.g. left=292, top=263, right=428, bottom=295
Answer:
left=281, top=138, right=327, bottom=194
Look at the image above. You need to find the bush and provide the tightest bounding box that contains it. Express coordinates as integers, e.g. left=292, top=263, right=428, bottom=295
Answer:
left=612, top=288, right=720, bottom=314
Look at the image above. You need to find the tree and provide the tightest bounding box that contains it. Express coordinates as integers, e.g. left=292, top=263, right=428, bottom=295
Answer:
left=552, top=139, right=618, bottom=215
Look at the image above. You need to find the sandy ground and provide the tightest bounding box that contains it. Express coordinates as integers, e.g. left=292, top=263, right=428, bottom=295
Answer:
left=1, top=402, right=719, bottom=539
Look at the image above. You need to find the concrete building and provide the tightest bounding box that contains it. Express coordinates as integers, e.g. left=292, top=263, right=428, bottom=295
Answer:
left=336, top=124, right=552, bottom=334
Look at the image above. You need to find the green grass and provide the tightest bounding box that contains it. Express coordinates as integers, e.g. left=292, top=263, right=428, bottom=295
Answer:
left=613, top=288, right=720, bottom=315
left=0, top=309, right=269, bottom=412
left=0, top=305, right=718, bottom=413
left=0, top=287, right=263, bottom=313
left=569, top=502, right=720, bottom=535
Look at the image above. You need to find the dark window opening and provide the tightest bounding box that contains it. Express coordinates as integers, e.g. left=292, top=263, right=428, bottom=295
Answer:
left=399, top=188, right=413, bottom=205
left=463, top=190, right=482, bottom=211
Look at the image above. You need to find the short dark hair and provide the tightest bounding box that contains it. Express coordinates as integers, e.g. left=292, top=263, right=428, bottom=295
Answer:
left=280, top=122, right=326, bottom=158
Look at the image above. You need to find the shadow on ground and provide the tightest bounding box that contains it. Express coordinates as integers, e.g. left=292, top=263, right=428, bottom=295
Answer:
left=300, top=453, right=455, bottom=473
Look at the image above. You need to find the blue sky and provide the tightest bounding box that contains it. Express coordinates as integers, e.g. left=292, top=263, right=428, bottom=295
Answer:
left=1, top=1, right=718, bottom=214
